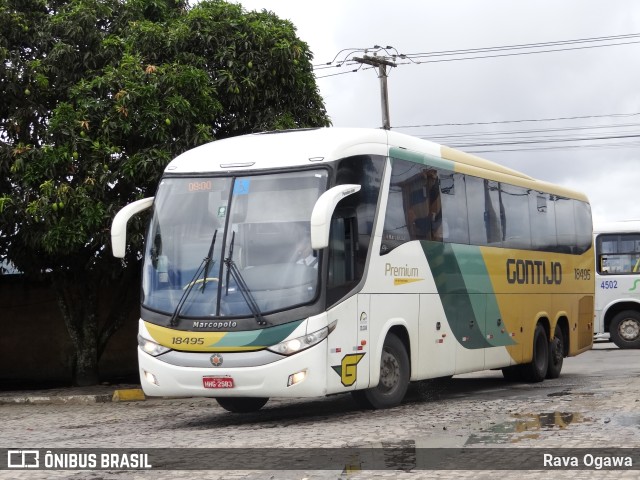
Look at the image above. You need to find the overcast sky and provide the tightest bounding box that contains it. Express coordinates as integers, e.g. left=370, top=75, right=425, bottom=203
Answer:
left=233, top=0, right=640, bottom=225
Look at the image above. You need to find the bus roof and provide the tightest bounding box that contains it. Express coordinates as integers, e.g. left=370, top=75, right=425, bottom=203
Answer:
left=165, top=127, right=588, bottom=202
left=594, top=220, right=640, bottom=234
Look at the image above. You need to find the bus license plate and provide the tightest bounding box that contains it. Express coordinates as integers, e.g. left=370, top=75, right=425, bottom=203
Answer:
left=203, top=376, right=234, bottom=389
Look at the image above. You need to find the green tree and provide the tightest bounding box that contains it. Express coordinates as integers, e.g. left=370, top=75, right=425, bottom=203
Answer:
left=0, top=0, right=330, bottom=385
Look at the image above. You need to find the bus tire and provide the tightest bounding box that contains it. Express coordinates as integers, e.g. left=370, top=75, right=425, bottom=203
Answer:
left=215, top=397, right=268, bottom=413
left=546, top=324, right=564, bottom=379
left=351, top=333, right=410, bottom=409
left=521, top=324, right=549, bottom=383
left=610, top=310, right=640, bottom=349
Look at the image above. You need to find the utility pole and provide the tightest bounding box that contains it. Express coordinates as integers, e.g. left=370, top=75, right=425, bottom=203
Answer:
left=353, top=55, right=397, bottom=130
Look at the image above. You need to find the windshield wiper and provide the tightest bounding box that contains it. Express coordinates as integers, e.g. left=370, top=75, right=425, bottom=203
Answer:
left=224, top=231, right=268, bottom=326
left=169, top=229, right=218, bottom=327
left=201, top=229, right=218, bottom=292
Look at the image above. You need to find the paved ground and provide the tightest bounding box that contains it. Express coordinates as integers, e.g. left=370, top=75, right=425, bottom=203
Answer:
left=1, top=342, right=639, bottom=479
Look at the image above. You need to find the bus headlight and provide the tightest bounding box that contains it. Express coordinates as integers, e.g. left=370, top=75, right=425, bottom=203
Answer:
left=268, top=321, right=336, bottom=356
left=137, top=334, right=171, bottom=356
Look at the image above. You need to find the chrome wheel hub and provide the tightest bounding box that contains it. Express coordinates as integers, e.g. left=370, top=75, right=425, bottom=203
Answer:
left=379, top=349, right=400, bottom=391
left=619, top=318, right=640, bottom=341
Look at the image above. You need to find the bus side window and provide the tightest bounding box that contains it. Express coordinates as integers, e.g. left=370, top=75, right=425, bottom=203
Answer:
left=467, top=176, right=502, bottom=247
left=596, top=234, right=640, bottom=274
left=440, top=171, right=469, bottom=244
left=500, top=183, right=531, bottom=249
left=554, top=196, right=577, bottom=253
left=381, top=159, right=445, bottom=253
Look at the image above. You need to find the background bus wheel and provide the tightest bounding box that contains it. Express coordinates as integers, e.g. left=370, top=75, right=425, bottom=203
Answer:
left=610, top=310, right=640, bottom=349
left=351, top=333, right=409, bottom=409
left=521, top=324, right=549, bottom=382
left=216, top=397, right=268, bottom=413
left=546, top=324, right=564, bottom=379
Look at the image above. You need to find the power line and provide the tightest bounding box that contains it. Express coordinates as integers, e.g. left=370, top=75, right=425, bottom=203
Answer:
left=315, top=65, right=374, bottom=79
left=396, top=39, right=640, bottom=66
left=315, top=37, right=639, bottom=77
left=412, top=122, right=640, bottom=141
left=314, top=68, right=360, bottom=79
left=315, top=33, right=640, bottom=68
left=406, top=122, right=640, bottom=148
left=315, top=37, right=640, bottom=145
left=444, top=132, right=640, bottom=149
left=432, top=130, right=640, bottom=153
left=401, top=117, right=640, bottom=152
left=394, top=112, right=640, bottom=129
left=464, top=140, right=640, bottom=154
left=314, top=33, right=640, bottom=80
left=403, top=32, right=640, bottom=60
left=313, top=45, right=398, bottom=68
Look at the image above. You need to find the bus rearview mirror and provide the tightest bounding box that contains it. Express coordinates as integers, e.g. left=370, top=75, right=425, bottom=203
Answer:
left=111, top=197, right=155, bottom=258
left=310, top=184, right=361, bottom=249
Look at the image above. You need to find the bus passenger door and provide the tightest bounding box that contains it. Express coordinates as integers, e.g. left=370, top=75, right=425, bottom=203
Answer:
left=325, top=213, right=369, bottom=394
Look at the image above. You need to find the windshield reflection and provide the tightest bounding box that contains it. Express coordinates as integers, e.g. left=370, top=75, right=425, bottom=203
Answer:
left=143, top=170, right=328, bottom=320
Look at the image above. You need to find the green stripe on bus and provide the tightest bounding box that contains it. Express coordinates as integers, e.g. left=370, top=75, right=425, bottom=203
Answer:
left=389, top=147, right=455, bottom=171
left=211, top=319, right=304, bottom=348
left=422, top=241, right=491, bottom=349
left=450, top=244, right=515, bottom=347
left=422, top=241, right=515, bottom=348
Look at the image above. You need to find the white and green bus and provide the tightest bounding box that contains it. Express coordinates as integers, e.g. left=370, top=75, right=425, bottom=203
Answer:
left=111, top=128, right=594, bottom=412
left=594, top=221, right=640, bottom=348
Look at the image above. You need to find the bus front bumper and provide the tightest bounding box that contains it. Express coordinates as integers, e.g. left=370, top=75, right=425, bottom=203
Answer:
left=137, top=344, right=328, bottom=398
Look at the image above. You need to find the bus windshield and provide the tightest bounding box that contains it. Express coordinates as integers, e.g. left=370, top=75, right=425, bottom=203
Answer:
left=142, top=169, right=329, bottom=320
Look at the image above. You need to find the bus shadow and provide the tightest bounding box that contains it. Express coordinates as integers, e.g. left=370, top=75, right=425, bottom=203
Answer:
left=171, top=375, right=525, bottom=430
left=172, top=393, right=365, bottom=430
left=405, top=376, right=512, bottom=403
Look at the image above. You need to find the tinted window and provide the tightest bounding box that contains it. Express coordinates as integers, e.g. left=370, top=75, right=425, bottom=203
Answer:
left=381, top=159, right=442, bottom=254
left=440, top=171, right=469, bottom=244
left=529, top=191, right=557, bottom=251
left=574, top=200, right=593, bottom=253
left=501, top=183, right=531, bottom=249
left=467, top=177, right=503, bottom=247
left=380, top=157, right=591, bottom=256
left=554, top=196, right=577, bottom=252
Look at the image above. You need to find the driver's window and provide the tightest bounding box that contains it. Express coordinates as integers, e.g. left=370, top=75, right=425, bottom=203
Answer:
left=327, top=215, right=357, bottom=306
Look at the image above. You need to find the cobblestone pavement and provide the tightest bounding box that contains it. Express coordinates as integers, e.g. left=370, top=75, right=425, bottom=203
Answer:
left=1, top=343, right=639, bottom=480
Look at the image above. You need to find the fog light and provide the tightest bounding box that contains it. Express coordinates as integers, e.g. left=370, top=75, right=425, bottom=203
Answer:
left=143, top=370, right=159, bottom=386
left=287, top=370, right=307, bottom=387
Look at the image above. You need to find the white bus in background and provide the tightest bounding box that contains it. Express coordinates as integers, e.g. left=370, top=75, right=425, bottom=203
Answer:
left=594, top=221, right=640, bottom=348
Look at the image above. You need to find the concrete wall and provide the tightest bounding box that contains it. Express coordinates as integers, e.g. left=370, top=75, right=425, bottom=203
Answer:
left=0, top=275, right=139, bottom=387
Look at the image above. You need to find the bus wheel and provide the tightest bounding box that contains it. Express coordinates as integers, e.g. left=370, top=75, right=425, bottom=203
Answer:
left=610, top=311, right=640, bottom=349
left=521, top=324, right=549, bottom=383
left=351, top=333, right=410, bottom=409
left=546, top=324, right=564, bottom=379
left=216, top=397, right=268, bottom=413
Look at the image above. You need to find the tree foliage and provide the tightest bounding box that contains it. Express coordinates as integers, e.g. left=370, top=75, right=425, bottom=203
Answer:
left=0, top=0, right=330, bottom=385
